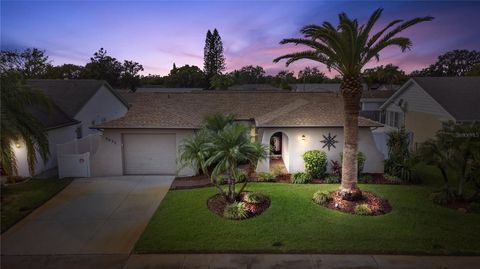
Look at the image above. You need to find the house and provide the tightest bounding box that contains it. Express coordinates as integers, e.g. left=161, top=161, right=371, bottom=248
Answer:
left=14, top=79, right=129, bottom=177
left=360, top=90, right=396, bottom=122
left=380, top=77, right=480, bottom=148
left=93, top=91, right=385, bottom=177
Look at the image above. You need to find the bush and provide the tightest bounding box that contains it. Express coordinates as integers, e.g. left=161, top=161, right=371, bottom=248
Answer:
left=324, top=175, right=340, bottom=184
left=340, top=151, right=366, bottom=176
left=291, top=172, right=312, bottom=184
left=384, top=173, right=401, bottom=183
left=257, top=172, right=276, bottom=182
left=303, top=150, right=327, bottom=179
left=354, top=203, right=372, bottom=216
left=470, top=202, right=480, bottom=214
left=359, top=174, right=373, bottom=183
left=330, top=160, right=342, bottom=177
left=243, top=192, right=266, bottom=204
left=271, top=165, right=284, bottom=177
left=235, top=169, right=248, bottom=183
left=223, top=202, right=249, bottom=219
left=312, top=191, right=330, bottom=205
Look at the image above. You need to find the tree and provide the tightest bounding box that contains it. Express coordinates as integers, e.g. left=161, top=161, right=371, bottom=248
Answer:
left=210, top=74, right=234, bottom=90
left=179, top=114, right=267, bottom=203
left=231, top=65, right=266, bottom=84
left=204, top=29, right=226, bottom=89
left=273, top=8, right=433, bottom=200
left=298, top=67, right=328, bottom=83
left=0, top=48, right=50, bottom=78
left=45, top=64, right=84, bottom=79
left=412, top=50, right=480, bottom=76
left=140, top=74, right=165, bottom=85
left=271, top=70, right=296, bottom=89
left=83, top=48, right=123, bottom=87
left=0, top=71, right=50, bottom=176
left=363, top=64, right=408, bottom=87
left=466, top=63, right=480, bottom=76
left=164, top=64, right=206, bottom=88
left=121, top=60, right=144, bottom=92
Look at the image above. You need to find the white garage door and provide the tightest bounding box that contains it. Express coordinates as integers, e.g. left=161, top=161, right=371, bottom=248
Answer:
left=123, top=134, right=177, bottom=175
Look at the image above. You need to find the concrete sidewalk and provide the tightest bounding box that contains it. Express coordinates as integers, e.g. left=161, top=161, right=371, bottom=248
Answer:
left=2, top=254, right=480, bottom=269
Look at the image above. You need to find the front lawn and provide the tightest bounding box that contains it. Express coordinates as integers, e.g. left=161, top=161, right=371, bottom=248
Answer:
left=1, top=177, right=72, bottom=233
left=135, top=183, right=480, bottom=255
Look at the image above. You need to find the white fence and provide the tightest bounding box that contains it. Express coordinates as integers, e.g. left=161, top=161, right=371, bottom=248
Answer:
left=57, top=133, right=100, bottom=178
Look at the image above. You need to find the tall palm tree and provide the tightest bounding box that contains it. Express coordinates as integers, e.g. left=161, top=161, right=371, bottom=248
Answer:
left=273, top=8, right=433, bottom=200
left=1, top=71, right=51, bottom=176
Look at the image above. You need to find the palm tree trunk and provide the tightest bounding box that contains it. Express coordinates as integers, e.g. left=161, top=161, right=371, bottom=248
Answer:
left=339, top=76, right=363, bottom=200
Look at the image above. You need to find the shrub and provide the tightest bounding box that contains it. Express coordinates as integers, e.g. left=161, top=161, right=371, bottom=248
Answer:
left=303, top=150, right=327, bottom=179
left=359, top=174, right=373, bottom=183
left=330, top=160, right=342, bottom=177
left=257, top=172, right=276, bottom=182
left=291, top=172, right=312, bottom=184
left=470, top=202, right=480, bottom=214
left=223, top=202, right=249, bottom=219
left=324, top=175, right=340, bottom=184
left=312, top=191, right=330, bottom=205
left=430, top=191, right=455, bottom=205
left=384, top=173, right=401, bottom=183
left=340, top=151, right=366, bottom=176
left=243, top=192, right=266, bottom=204
left=244, top=203, right=259, bottom=214
left=354, top=204, right=372, bottom=216
left=235, top=169, right=248, bottom=183
left=271, top=165, right=284, bottom=177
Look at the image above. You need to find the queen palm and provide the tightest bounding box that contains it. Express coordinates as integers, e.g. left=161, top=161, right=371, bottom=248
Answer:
left=1, top=71, right=50, bottom=176
left=273, top=8, right=433, bottom=199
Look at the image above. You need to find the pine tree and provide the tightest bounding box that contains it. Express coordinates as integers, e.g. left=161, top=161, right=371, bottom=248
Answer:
left=203, top=29, right=226, bottom=89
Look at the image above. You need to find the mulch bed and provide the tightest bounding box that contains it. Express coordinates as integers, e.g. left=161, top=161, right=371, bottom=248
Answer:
left=207, top=192, right=271, bottom=220
left=170, top=175, right=212, bottom=190
left=322, top=191, right=392, bottom=216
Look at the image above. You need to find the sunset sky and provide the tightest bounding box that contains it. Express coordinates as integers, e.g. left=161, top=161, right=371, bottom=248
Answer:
left=2, top=1, right=479, bottom=77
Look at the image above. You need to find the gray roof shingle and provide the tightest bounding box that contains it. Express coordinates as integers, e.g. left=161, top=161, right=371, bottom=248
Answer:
left=96, top=91, right=381, bottom=129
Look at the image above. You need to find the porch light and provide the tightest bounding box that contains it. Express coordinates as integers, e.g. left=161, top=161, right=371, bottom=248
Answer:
left=15, top=142, right=21, bottom=148
left=301, top=134, right=306, bottom=141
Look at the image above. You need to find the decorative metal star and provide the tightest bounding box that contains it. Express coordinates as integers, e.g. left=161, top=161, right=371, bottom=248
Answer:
left=321, top=133, right=338, bottom=151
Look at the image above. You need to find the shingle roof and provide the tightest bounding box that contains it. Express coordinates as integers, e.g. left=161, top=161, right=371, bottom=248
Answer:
left=28, top=79, right=129, bottom=118
left=361, top=90, right=396, bottom=99
left=29, top=103, right=79, bottom=130
left=96, top=92, right=381, bottom=129
left=412, top=77, right=480, bottom=121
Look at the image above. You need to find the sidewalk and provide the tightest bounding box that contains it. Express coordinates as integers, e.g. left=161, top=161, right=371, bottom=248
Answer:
left=2, top=254, right=480, bottom=269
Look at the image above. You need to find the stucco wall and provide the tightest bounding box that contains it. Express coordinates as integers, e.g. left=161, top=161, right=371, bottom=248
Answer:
left=14, top=124, right=78, bottom=177
left=91, top=129, right=195, bottom=177
left=257, top=127, right=384, bottom=174
left=75, top=85, right=128, bottom=137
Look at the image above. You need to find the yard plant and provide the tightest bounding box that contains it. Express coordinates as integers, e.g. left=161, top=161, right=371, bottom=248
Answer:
left=303, top=150, right=327, bottom=179
left=274, top=8, right=433, bottom=200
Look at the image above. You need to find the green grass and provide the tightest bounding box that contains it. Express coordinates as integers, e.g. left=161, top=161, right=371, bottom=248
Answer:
left=135, top=183, right=480, bottom=255
left=1, top=177, right=72, bottom=233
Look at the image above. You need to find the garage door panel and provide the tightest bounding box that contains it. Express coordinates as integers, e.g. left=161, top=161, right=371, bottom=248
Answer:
left=123, top=134, right=176, bottom=174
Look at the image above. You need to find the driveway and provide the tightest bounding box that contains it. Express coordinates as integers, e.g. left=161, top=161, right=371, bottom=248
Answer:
left=1, top=175, right=174, bottom=255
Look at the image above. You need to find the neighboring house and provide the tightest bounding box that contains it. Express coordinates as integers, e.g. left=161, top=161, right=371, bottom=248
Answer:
left=93, top=92, right=385, bottom=177
left=380, top=77, right=480, bottom=148
left=360, top=90, right=396, bottom=122
left=14, top=79, right=129, bottom=177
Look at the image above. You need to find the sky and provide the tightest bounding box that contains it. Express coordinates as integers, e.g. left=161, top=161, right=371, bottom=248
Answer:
left=1, top=0, right=480, bottom=77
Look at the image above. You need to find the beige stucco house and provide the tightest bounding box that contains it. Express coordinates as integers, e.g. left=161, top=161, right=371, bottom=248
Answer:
left=93, top=91, right=385, bottom=177
left=380, top=77, right=480, bottom=149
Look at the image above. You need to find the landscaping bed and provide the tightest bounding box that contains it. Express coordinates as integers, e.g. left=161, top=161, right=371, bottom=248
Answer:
left=320, top=191, right=392, bottom=216
left=207, top=192, right=271, bottom=220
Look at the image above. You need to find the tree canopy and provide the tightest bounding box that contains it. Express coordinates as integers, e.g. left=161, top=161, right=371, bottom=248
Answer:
left=204, top=29, right=226, bottom=88
left=411, top=49, right=480, bottom=76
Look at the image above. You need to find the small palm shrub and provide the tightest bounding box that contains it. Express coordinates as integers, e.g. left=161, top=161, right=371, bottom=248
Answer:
left=235, top=169, right=248, bottom=183
left=312, top=191, right=330, bottom=205
left=291, top=172, right=312, bottom=184
left=303, top=150, right=327, bottom=179
left=430, top=191, right=454, bottom=205
left=271, top=165, right=284, bottom=177
left=324, top=175, right=340, bottom=184
left=223, top=202, right=249, bottom=219
left=384, top=173, right=401, bottom=184
left=243, top=192, right=266, bottom=204
left=257, top=172, right=276, bottom=182
left=354, top=203, right=372, bottom=216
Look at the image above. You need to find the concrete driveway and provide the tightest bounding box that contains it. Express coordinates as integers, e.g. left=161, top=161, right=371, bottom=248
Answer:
left=1, top=175, right=173, bottom=255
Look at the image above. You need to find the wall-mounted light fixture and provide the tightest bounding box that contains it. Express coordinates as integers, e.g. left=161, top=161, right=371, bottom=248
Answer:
left=15, top=142, right=21, bottom=148
left=301, top=134, right=306, bottom=141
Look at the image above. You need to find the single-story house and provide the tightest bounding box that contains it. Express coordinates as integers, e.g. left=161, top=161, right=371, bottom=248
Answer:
left=93, top=91, right=384, bottom=177
left=14, top=79, right=129, bottom=177
left=380, top=77, right=480, bottom=148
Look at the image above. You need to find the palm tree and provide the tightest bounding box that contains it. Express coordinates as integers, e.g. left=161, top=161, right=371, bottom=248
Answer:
left=273, top=8, right=433, bottom=200
left=1, top=71, right=51, bottom=176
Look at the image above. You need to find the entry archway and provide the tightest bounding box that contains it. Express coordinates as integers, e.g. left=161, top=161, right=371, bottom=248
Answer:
left=269, top=131, right=289, bottom=173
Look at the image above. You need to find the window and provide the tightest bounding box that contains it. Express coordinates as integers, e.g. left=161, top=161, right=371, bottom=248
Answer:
left=386, top=111, right=401, bottom=128
left=75, top=126, right=83, bottom=139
